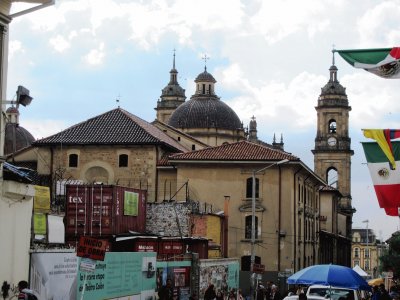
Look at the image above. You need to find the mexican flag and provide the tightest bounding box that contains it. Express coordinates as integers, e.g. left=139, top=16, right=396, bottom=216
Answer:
left=363, top=129, right=400, bottom=169
left=362, top=141, right=400, bottom=215
left=336, top=47, right=400, bottom=78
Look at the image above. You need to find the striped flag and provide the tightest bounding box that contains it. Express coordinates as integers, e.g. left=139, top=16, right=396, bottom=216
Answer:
left=336, top=47, right=400, bottom=78
left=362, top=141, right=400, bottom=214
left=363, top=129, right=400, bottom=169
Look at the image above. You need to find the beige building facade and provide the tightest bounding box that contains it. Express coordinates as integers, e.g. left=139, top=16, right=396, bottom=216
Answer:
left=351, top=228, right=383, bottom=278
left=167, top=141, right=325, bottom=272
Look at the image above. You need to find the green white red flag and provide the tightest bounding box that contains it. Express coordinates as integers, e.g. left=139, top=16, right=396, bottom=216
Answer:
left=336, top=47, right=400, bottom=78
left=362, top=141, right=400, bottom=216
left=363, top=129, right=400, bottom=169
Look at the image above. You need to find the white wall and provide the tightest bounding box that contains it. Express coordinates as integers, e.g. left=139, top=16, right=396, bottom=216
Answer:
left=0, top=180, right=34, bottom=287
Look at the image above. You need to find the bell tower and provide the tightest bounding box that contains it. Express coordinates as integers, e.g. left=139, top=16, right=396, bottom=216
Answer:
left=155, top=50, right=186, bottom=123
left=312, top=56, right=355, bottom=236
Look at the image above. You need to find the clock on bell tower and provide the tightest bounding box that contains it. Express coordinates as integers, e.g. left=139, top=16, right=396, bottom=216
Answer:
left=312, top=59, right=355, bottom=236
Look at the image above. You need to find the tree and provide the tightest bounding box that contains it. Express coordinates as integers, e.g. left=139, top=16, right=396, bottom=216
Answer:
left=380, top=233, right=400, bottom=279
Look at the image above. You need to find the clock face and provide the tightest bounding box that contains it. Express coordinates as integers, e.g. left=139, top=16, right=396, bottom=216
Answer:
left=328, top=137, right=337, bottom=146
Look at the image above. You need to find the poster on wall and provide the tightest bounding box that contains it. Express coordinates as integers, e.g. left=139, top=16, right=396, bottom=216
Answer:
left=156, top=266, right=191, bottom=300
left=77, top=252, right=157, bottom=299
left=29, top=252, right=78, bottom=300
left=199, top=258, right=239, bottom=299
left=124, top=191, right=139, bottom=216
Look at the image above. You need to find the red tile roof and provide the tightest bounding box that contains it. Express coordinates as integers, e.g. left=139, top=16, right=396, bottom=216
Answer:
left=169, top=140, right=299, bottom=162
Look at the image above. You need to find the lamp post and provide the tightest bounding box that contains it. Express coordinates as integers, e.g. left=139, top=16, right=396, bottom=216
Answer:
left=250, top=159, right=288, bottom=299
left=362, top=219, right=369, bottom=275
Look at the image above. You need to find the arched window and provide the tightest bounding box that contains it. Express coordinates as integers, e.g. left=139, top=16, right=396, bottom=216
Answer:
left=364, top=248, right=369, bottom=258
left=328, top=119, right=337, bottom=133
left=246, top=177, right=259, bottom=198
left=245, top=215, right=258, bottom=239
left=365, top=260, right=370, bottom=271
left=327, top=167, right=338, bottom=188
left=354, top=248, right=359, bottom=258
left=69, top=154, right=78, bottom=168
left=119, top=154, right=128, bottom=167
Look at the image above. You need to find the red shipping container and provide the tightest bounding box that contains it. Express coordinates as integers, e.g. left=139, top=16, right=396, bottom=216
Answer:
left=65, top=185, right=147, bottom=237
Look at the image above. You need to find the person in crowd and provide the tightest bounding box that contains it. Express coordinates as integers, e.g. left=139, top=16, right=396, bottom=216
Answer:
left=228, top=289, right=237, bottom=300
left=238, top=289, right=244, bottom=300
left=216, top=290, right=224, bottom=300
left=379, top=284, right=391, bottom=300
left=296, top=286, right=304, bottom=295
left=371, top=285, right=381, bottom=300
left=265, top=282, right=273, bottom=300
left=257, top=283, right=266, bottom=300
left=299, top=293, right=307, bottom=300
left=159, top=279, right=174, bottom=300
left=17, top=281, right=37, bottom=300
left=204, top=284, right=217, bottom=300
left=270, top=285, right=282, bottom=300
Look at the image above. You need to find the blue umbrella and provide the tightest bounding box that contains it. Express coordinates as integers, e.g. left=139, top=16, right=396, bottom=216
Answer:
left=287, top=264, right=371, bottom=290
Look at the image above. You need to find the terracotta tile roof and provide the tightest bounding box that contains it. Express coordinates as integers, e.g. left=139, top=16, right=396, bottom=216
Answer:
left=169, top=140, right=299, bottom=161
left=33, top=108, right=187, bottom=152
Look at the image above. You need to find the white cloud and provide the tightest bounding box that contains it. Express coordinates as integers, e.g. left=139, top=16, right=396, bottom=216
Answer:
left=219, top=63, right=325, bottom=131
left=249, top=0, right=339, bottom=44
left=8, top=40, right=23, bottom=59
left=84, top=42, right=105, bottom=65
left=49, top=35, right=70, bottom=53
left=357, top=1, right=400, bottom=46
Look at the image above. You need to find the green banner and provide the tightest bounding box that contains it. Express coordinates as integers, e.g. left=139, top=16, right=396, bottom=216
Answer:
left=124, top=191, right=138, bottom=216
left=77, top=252, right=157, bottom=299
left=33, top=213, right=47, bottom=235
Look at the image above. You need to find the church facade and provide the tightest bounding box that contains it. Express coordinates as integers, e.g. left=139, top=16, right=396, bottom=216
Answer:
left=6, top=55, right=353, bottom=281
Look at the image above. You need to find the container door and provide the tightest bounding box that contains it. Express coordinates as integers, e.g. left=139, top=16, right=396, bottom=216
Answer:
left=66, top=185, right=89, bottom=237
left=89, top=185, right=113, bottom=236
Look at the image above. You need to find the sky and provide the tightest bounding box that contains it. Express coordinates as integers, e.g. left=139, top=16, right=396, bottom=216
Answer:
left=7, top=0, right=400, bottom=240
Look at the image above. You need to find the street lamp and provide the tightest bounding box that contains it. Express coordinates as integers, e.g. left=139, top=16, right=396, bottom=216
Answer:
left=362, top=219, right=369, bottom=275
left=250, top=158, right=289, bottom=299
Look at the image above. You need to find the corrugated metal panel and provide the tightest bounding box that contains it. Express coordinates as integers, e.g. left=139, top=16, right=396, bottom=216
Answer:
left=65, top=185, right=147, bottom=237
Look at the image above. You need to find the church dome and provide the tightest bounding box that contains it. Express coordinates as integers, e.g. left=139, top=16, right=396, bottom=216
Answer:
left=168, top=97, right=243, bottom=130
left=4, top=106, right=35, bottom=155
left=4, top=123, right=35, bottom=155
left=168, top=66, right=244, bottom=142
left=195, top=69, right=216, bottom=83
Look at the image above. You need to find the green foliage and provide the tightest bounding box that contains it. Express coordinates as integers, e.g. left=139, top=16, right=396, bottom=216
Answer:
left=380, top=234, right=400, bottom=278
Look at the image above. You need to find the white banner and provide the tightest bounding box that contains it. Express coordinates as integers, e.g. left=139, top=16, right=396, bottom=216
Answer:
left=30, top=252, right=78, bottom=300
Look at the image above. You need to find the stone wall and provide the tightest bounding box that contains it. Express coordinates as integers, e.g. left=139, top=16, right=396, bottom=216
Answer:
left=146, top=202, right=193, bottom=237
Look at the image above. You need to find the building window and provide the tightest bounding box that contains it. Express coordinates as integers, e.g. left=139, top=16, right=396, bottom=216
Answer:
left=365, top=248, right=369, bottom=258
left=328, top=119, right=337, bottom=133
left=365, top=260, right=370, bottom=271
left=245, top=215, right=258, bottom=239
left=246, top=177, right=259, bottom=198
left=192, top=145, right=195, bottom=150
left=354, top=248, right=359, bottom=258
left=119, top=154, right=128, bottom=167
left=354, top=260, right=359, bottom=267
left=69, top=154, right=78, bottom=168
